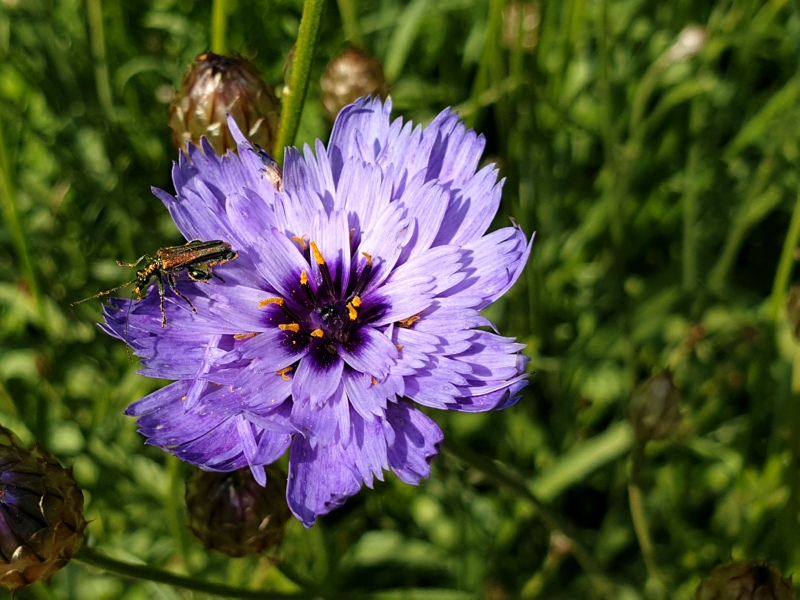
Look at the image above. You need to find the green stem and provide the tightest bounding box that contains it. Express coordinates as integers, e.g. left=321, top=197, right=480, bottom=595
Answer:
left=166, top=456, right=188, bottom=572
left=211, top=0, right=228, bottom=54
left=443, top=441, right=617, bottom=599
left=0, top=116, right=44, bottom=323
left=682, top=102, right=702, bottom=294
left=708, top=156, right=778, bottom=295
left=627, top=440, right=665, bottom=597
left=769, top=192, right=800, bottom=320
left=274, top=0, right=327, bottom=166
left=336, top=0, right=361, bottom=46
left=86, top=0, right=116, bottom=120
left=465, top=0, right=504, bottom=129
left=74, top=547, right=313, bottom=599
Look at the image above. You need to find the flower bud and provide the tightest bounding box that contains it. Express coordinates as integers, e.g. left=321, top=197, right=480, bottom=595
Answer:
left=0, top=426, right=86, bottom=592
left=320, top=47, right=389, bottom=122
left=627, top=373, right=681, bottom=442
left=170, top=52, right=280, bottom=155
left=185, top=467, right=290, bottom=558
left=664, top=26, right=707, bottom=64
left=502, top=2, right=540, bottom=51
left=696, top=560, right=795, bottom=600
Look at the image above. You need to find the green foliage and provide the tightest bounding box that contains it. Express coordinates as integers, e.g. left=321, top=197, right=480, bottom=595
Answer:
left=2, top=0, right=800, bottom=597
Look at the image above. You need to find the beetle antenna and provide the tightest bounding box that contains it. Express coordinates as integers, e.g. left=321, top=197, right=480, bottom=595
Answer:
left=70, top=280, right=138, bottom=306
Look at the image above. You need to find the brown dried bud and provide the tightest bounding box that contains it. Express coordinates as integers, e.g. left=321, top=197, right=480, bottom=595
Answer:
left=0, top=425, right=86, bottom=592
left=170, top=52, right=280, bottom=155
left=696, top=560, right=795, bottom=600
left=321, top=47, right=390, bottom=122
left=627, top=373, right=681, bottom=442
left=185, top=467, right=290, bottom=558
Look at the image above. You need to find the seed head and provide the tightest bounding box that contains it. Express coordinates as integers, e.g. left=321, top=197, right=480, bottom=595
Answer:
left=696, top=560, right=795, bottom=600
left=627, top=373, right=682, bottom=442
left=320, top=47, right=389, bottom=121
left=170, top=52, right=280, bottom=155
left=185, top=467, right=290, bottom=557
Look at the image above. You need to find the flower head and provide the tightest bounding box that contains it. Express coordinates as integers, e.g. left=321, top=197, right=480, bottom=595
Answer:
left=0, top=426, right=86, bottom=591
left=103, top=97, right=532, bottom=526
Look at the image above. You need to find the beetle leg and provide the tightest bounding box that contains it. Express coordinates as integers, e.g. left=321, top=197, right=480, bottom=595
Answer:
left=157, top=275, right=167, bottom=327
left=166, top=272, right=198, bottom=315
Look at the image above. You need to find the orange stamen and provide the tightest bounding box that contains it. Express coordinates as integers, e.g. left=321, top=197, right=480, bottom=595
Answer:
left=398, top=315, right=420, bottom=328
left=347, top=302, right=358, bottom=321
left=310, top=241, right=325, bottom=265
left=259, top=297, right=284, bottom=309
left=234, top=332, right=259, bottom=340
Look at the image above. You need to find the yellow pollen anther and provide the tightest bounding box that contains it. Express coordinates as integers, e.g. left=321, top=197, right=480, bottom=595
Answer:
left=277, top=367, right=293, bottom=381
left=259, top=297, right=284, bottom=309
left=362, top=252, right=373, bottom=266
left=310, top=241, right=326, bottom=265
left=310, top=329, right=324, bottom=338
left=234, top=332, right=259, bottom=340
left=399, top=315, right=420, bottom=328
left=279, top=323, right=301, bottom=332
left=300, top=270, right=309, bottom=285
left=291, top=235, right=308, bottom=250
left=351, top=295, right=362, bottom=307
left=395, top=344, right=404, bottom=350
left=347, top=302, right=358, bottom=321
left=371, top=377, right=378, bottom=385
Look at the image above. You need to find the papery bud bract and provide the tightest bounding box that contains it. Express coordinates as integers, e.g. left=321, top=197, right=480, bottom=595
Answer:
left=170, top=52, right=280, bottom=155
left=320, top=47, right=389, bottom=122
left=0, top=426, right=86, bottom=592
left=627, top=373, right=681, bottom=442
left=696, top=560, right=795, bottom=600
left=185, top=467, right=290, bottom=558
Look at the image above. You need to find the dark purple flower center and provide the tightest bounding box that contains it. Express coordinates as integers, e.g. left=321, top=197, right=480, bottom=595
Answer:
left=268, top=243, right=377, bottom=362
left=315, top=299, right=356, bottom=342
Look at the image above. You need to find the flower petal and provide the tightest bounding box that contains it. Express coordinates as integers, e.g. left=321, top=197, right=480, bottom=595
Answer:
left=287, top=436, right=361, bottom=527
left=385, top=402, right=443, bottom=484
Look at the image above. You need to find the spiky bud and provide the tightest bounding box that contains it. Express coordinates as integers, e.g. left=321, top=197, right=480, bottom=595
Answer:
left=0, top=426, right=86, bottom=592
left=320, top=47, right=389, bottom=121
left=627, top=373, right=681, bottom=442
left=696, top=560, right=795, bottom=600
left=170, top=52, right=280, bottom=155
left=185, top=467, right=290, bottom=558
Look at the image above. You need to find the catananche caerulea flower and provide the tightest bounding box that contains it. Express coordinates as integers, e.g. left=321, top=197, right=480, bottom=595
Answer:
left=102, top=97, right=532, bottom=526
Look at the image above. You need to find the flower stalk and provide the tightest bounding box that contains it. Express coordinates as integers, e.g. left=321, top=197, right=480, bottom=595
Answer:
left=274, top=0, right=327, bottom=165
left=74, top=547, right=313, bottom=600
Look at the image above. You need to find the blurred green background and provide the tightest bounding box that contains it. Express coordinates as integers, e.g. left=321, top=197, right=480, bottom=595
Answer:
left=2, top=0, right=800, bottom=598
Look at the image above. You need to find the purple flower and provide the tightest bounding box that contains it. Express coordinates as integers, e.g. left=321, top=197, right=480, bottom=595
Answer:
left=102, top=98, right=532, bottom=526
